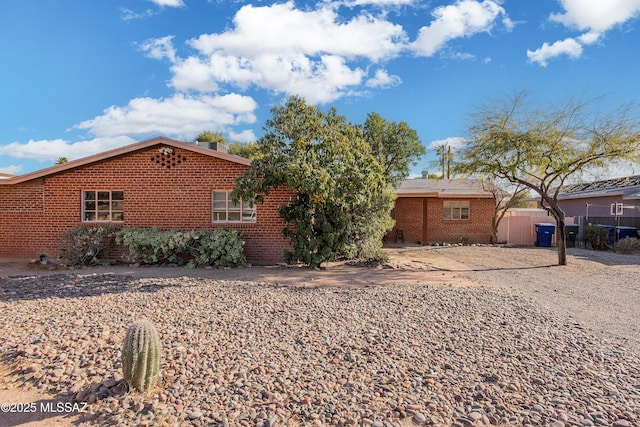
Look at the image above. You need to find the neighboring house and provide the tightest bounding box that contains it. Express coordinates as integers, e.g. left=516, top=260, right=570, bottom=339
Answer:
left=0, top=173, right=15, bottom=179
left=387, top=178, right=494, bottom=244
left=554, top=175, right=640, bottom=218
left=0, top=137, right=292, bottom=263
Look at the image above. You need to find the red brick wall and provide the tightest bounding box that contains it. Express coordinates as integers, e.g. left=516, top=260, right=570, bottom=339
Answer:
left=0, top=145, right=292, bottom=262
left=424, top=197, right=494, bottom=244
left=388, top=196, right=494, bottom=245
left=388, top=198, right=423, bottom=243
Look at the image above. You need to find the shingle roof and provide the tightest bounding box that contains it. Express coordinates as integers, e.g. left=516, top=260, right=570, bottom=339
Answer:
left=395, top=178, right=493, bottom=198
left=558, top=175, right=640, bottom=200
left=0, top=137, right=251, bottom=185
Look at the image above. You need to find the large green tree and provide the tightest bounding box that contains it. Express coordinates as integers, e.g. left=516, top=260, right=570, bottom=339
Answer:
left=232, top=96, right=396, bottom=267
left=456, top=93, right=640, bottom=265
left=228, top=141, right=262, bottom=160
left=363, top=112, right=425, bottom=186
left=195, top=131, right=226, bottom=145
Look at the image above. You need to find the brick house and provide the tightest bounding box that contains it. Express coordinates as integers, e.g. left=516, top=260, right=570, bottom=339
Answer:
left=0, top=137, right=292, bottom=263
left=387, top=178, right=494, bottom=245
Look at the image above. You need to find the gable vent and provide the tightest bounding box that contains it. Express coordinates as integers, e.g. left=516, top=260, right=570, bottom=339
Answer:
left=150, top=146, right=187, bottom=170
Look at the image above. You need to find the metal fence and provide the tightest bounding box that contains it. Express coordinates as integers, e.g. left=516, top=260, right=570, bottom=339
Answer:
left=580, top=216, right=640, bottom=228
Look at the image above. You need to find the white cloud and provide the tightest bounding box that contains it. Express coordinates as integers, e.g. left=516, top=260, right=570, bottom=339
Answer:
left=578, top=31, right=601, bottom=45
left=139, top=36, right=177, bottom=62
left=189, top=3, right=406, bottom=62
left=73, top=93, right=257, bottom=139
left=412, top=0, right=511, bottom=57
left=228, top=130, right=257, bottom=143
left=172, top=52, right=366, bottom=103
left=160, top=2, right=407, bottom=103
left=529, top=0, right=640, bottom=66
left=120, top=8, right=155, bottom=21
left=0, top=92, right=259, bottom=163
left=527, top=37, right=583, bottom=67
left=366, top=69, right=402, bottom=88
left=170, top=56, right=222, bottom=92
left=0, top=165, right=23, bottom=175
left=148, top=0, right=185, bottom=7
left=549, top=0, right=640, bottom=33
left=344, top=0, right=417, bottom=6
left=451, top=51, right=475, bottom=61
left=121, top=0, right=184, bottom=21
left=0, top=137, right=135, bottom=162
left=428, top=136, right=467, bottom=150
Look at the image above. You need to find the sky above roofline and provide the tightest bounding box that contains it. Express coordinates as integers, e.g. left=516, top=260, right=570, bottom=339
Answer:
left=1, top=0, right=639, bottom=180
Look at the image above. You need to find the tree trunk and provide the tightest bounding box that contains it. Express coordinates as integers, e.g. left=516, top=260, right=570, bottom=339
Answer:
left=555, top=215, right=567, bottom=266
left=545, top=201, right=567, bottom=266
left=490, top=217, right=498, bottom=244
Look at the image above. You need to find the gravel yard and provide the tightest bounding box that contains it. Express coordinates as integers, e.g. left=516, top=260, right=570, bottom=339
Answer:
left=0, top=246, right=639, bottom=426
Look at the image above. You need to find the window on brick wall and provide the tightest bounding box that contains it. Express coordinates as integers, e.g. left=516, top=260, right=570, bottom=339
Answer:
left=82, top=190, right=124, bottom=222
left=443, top=200, right=469, bottom=220
left=212, top=191, right=256, bottom=223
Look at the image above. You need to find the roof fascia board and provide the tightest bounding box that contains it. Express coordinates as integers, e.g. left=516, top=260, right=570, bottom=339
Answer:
left=557, top=190, right=626, bottom=200
left=396, top=192, right=492, bottom=198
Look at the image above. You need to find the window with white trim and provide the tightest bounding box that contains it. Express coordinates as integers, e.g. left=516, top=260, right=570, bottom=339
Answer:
left=212, top=191, right=256, bottom=223
left=443, top=200, right=469, bottom=220
left=83, top=191, right=124, bottom=222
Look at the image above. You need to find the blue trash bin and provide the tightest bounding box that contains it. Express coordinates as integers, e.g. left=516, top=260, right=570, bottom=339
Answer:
left=534, top=223, right=556, bottom=247
left=616, top=226, right=638, bottom=240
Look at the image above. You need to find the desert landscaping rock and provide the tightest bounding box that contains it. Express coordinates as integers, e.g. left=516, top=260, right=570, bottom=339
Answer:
left=1, top=246, right=640, bottom=426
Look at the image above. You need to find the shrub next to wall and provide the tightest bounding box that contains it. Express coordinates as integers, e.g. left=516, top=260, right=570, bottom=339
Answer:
left=115, top=228, right=246, bottom=268
left=59, top=225, right=119, bottom=266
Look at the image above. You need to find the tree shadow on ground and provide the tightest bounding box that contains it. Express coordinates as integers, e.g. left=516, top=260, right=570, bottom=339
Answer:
left=567, top=248, right=640, bottom=267
left=0, top=274, right=184, bottom=302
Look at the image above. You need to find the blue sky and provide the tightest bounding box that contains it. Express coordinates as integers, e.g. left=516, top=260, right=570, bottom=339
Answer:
left=1, top=0, right=640, bottom=178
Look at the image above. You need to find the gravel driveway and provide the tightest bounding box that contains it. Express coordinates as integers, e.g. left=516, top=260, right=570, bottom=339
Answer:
left=389, top=245, right=640, bottom=355
left=0, top=246, right=639, bottom=427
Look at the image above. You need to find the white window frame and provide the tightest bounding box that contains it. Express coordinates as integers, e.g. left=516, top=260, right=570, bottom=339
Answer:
left=212, top=191, right=256, bottom=223
left=443, top=200, right=470, bottom=220
left=82, top=190, right=124, bottom=223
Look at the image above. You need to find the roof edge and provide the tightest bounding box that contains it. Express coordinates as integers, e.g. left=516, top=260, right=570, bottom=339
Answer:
left=0, top=137, right=252, bottom=185
left=396, top=193, right=493, bottom=199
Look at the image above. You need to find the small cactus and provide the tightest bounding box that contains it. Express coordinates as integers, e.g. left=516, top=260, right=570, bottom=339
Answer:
left=122, top=319, right=162, bottom=392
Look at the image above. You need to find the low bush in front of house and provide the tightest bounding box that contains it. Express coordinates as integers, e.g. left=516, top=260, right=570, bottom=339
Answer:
left=115, top=228, right=246, bottom=268
left=59, top=225, right=119, bottom=266
left=614, top=237, right=640, bottom=254
left=584, top=225, right=609, bottom=250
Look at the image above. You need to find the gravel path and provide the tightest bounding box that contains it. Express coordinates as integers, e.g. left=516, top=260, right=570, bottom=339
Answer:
left=0, top=247, right=639, bottom=426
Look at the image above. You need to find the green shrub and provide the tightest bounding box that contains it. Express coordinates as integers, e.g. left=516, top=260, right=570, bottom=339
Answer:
left=59, top=226, right=119, bottom=265
left=115, top=227, right=185, bottom=265
left=115, top=228, right=245, bottom=268
left=185, top=229, right=246, bottom=268
left=614, top=237, right=640, bottom=254
left=584, top=225, right=609, bottom=251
